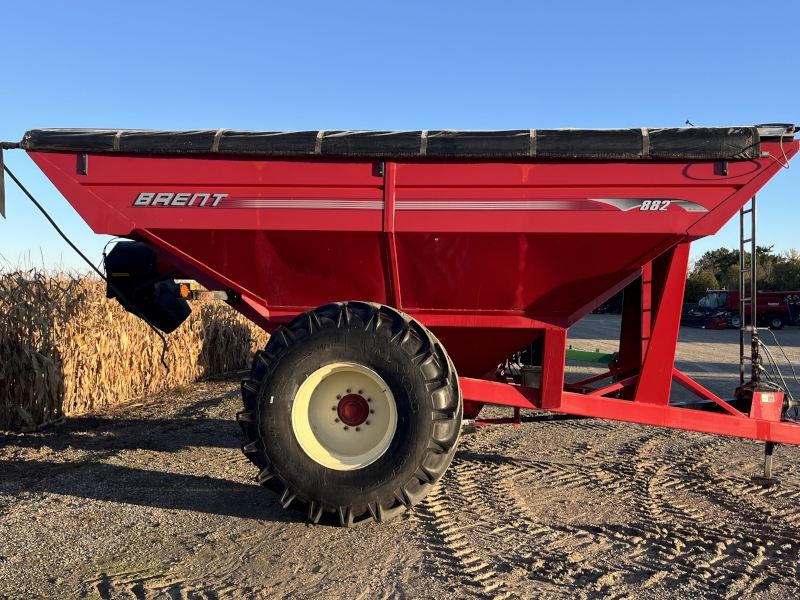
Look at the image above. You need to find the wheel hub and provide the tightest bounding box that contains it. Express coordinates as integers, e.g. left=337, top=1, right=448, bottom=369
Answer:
left=291, top=363, right=398, bottom=470
left=338, top=394, right=369, bottom=426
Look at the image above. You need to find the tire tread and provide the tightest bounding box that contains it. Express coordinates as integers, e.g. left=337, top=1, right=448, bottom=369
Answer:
left=240, top=301, right=462, bottom=526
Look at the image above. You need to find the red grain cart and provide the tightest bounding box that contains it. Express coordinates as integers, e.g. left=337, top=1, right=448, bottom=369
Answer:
left=4, top=124, right=798, bottom=526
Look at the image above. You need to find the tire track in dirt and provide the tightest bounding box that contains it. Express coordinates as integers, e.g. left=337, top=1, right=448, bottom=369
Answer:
left=478, top=431, right=653, bottom=598
left=555, top=428, right=791, bottom=596
left=606, top=433, right=760, bottom=596
left=88, top=570, right=223, bottom=600
left=420, top=429, right=624, bottom=598
left=418, top=458, right=513, bottom=599
left=459, top=419, right=800, bottom=599
left=464, top=457, right=627, bottom=596
left=650, top=438, right=800, bottom=598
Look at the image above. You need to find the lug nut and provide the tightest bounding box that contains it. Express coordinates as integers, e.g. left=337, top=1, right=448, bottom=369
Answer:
left=358, top=390, right=363, bottom=394
left=365, top=421, right=370, bottom=425
left=343, top=426, right=349, bottom=431
left=356, top=427, right=361, bottom=432
left=335, top=418, right=340, bottom=423
left=367, top=398, right=372, bottom=402
left=346, top=389, right=351, bottom=393
left=336, top=395, right=341, bottom=400
left=370, top=409, right=375, bottom=414
left=332, top=406, right=336, bottom=410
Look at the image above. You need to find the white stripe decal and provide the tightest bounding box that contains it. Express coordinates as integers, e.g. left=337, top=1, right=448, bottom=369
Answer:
left=220, top=198, right=597, bottom=210
left=217, top=197, right=701, bottom=211
left=590, top=198, right=707, bottom=212
left=221, top=199, right=383, bottom=210
left=396, top=200, right=595, bottom=211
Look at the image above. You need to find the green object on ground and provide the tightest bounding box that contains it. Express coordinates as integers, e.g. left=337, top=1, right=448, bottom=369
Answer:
left=565, top=346, right=618, bottom=364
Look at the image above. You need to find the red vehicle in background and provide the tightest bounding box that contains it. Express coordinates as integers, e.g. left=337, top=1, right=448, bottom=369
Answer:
left=700, top=289, right=800, bottom=329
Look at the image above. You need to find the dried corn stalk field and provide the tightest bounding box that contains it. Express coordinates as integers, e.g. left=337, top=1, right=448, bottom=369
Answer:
left=0, top=270, right=269, bottom=431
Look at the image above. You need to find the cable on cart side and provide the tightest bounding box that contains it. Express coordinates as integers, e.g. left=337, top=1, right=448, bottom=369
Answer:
left=0, top=157, right=171, bottom=370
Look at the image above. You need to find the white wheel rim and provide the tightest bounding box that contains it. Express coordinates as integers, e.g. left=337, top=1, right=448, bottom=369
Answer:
left=291, top=363, right=397, bottom=471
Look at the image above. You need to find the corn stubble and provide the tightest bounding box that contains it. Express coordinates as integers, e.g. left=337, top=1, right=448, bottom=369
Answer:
left=0, top=270, right=269, bottom=431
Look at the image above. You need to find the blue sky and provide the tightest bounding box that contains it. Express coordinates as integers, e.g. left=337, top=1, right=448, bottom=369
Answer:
left=1, top=0, right=798, bottom=271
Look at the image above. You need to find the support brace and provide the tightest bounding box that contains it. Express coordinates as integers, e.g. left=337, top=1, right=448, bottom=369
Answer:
left=458, top=239, right=800, bottom=446
left=751, top=441, right=779, bottom=487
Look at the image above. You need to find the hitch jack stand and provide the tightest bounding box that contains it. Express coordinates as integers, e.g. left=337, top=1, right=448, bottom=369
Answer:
left=751, top=441, right=779, bottom=487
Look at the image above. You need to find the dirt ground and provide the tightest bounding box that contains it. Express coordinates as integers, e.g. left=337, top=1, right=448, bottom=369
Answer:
left=3, top=315, right=800, bottom=600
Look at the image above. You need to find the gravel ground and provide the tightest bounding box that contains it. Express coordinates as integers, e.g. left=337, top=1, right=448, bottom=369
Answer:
left=3, top=315, right=800, bottom=600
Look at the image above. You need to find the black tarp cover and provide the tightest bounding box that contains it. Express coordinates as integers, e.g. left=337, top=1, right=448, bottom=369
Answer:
left=20, top=126, right=764, bottom=160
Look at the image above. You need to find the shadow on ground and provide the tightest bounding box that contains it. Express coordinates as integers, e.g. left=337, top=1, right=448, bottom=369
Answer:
left=0, top=459, right=301, bottom=523
left=0, top=381, right=307, bottom=523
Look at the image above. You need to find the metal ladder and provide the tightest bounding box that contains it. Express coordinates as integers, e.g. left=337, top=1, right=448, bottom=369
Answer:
left=739, top=195, right=759, bottom=387
left=740, top=196, right=779, bottom=486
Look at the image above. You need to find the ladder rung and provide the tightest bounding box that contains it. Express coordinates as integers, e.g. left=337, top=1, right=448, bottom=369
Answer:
left=741, top=269, right=751, bottom=273
left=742, top=208, right=753, bottom=214
left=742, top=238, right=753, bottom=243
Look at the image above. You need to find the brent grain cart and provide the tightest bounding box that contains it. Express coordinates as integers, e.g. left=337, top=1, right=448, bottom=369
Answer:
left=2, top=124, right=798, bottom=526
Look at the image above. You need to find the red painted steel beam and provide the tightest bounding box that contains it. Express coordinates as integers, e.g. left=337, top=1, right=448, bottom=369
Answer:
left=588, top=375, right=639, bottom=397
left=634, top=243, right=690, bottom=405
left=541, top=328, right=567, bottom=409
left=459, top=377, right=540, bottom=410
left=406, top=313, right=566, bottom=329
left=461, top=376, right=800, bottom=444
left=557, top=391, right=800, bottom=444
left=570, top=367, right=619, bottom=388
left=382, top=162, right=402, bottom=308
left=671, top=368, right=746, bottom=418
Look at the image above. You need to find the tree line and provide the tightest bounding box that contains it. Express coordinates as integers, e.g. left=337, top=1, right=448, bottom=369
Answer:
left=684, top=246, right=800, bottom=303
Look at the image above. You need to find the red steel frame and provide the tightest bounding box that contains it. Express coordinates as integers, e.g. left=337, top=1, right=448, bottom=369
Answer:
left=460, top=241, right=800, bottom=444
left=24, top=137, right=800, bottom=445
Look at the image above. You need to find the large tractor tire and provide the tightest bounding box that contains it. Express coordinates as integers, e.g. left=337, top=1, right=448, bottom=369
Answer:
left=237, top=302, right=462, bottom=526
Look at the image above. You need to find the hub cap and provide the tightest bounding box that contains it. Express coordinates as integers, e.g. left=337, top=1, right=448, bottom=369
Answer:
left=291, top=363, right=398, bottom=470
left=338, top=394, right=370, bottom=426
